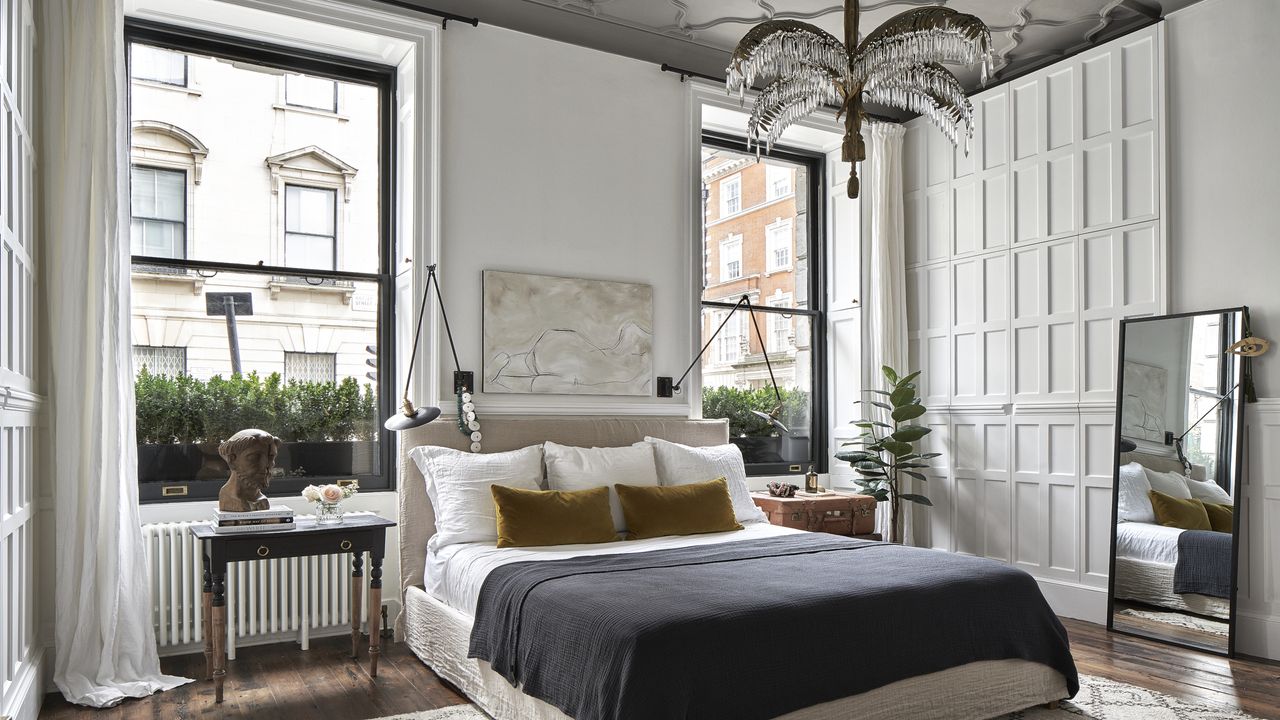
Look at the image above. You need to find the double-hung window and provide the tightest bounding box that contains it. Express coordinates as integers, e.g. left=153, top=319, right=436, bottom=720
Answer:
left=766, top=218, right=792, bottom=272
left=126, top=23, right=395, bottom=502
left=130, top=166, right=186, bottom=258
left=720, top=235, right=742, bottom=281
left=285, top=185, right=337, bottom=271
left=699, top=133, right=826, bottom=477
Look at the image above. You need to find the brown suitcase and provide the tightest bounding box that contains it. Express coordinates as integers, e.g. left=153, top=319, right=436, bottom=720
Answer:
left=751, top=491, right=876, bottom=536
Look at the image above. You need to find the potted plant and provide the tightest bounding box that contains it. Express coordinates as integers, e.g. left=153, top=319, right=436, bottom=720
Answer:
left=702, top=386, right=810, bottom=464
left=834, top=366, right=941, bottom=544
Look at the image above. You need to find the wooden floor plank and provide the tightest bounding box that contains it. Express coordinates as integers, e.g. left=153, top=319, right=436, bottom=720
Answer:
left=39, top=619, right=1280, bottom=719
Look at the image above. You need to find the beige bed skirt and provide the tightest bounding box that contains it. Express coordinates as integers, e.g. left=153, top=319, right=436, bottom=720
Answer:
left=402, top=586, right=1069, bottom=720
left=1114, top=556, right=1231, bottom=619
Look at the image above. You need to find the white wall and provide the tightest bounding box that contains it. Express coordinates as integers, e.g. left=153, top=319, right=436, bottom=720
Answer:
left=1167, top=0, right=1280, bottom=660
left=434, top=24, right=691, bottom=415
left=904, top=24, right=1165, bottom=623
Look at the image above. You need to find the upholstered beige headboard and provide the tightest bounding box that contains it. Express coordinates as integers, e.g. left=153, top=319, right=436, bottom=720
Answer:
left=1120, top=449, right=1204, bottom=479
left=396, top=415, right=729, bottom=627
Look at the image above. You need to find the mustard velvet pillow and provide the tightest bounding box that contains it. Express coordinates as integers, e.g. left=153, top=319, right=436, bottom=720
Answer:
left=1203, top=501, right=1234, bottom=534
left=614, top=477, right=743, bottom=540
left=490, top=484, right=618, bottom=548
left=1148, top=490, right=1211, bottom=531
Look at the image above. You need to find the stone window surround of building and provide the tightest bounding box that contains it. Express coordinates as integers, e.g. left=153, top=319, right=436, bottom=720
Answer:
left=765, top=216, right=793, bottom=274
left=130, top=120, right=209, bottom=261
left=274, top=74, right=349, bottom=121
left=719, top=172, right=741, bottom=217
left=765, top=163, right=792, bottom=201
left=265, top=145, right=357, bottom=273
left=765, top=291, right=793, bottom=354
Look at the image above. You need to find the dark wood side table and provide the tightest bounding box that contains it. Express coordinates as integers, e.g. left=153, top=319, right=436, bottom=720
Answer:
left=190, top=513, right=397, bottom=703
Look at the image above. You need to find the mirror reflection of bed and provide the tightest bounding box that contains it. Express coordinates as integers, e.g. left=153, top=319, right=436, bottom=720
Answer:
left=1108, top=309, right=1247, bottom=655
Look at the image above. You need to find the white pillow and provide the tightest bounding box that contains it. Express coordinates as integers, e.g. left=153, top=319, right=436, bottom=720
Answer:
left=1117, top=462, right=1154, bottom=523
left=409, top=444, right=544, bottom=551
left=1186, top=478, right=1232, bottom=505
left=1145, top=467, right=1193, bottom=501
left=644, top=437, right=766, bottom=524
left=544, top=441, right=659, bottom=534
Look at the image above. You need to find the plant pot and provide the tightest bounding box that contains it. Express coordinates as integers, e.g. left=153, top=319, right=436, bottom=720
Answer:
left=278, top=441, right=378, bottom=478
left=730, top=436, right=784, bottom=464
left=137, top=443, right=205, bottom=483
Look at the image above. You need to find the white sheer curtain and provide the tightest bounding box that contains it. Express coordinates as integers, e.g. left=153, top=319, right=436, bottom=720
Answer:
left=864, top=123, right=909, bottom=542
left=38, top=0, right=191, bottom=707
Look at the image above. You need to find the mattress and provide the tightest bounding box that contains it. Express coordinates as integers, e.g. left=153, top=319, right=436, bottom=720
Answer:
left=1115, top=521, right=1182, bottom=565
left=425, top=520, right=799, bottom=615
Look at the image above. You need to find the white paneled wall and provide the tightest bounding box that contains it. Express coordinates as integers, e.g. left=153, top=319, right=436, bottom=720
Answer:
left=1, top=0, right=41, bottom=718
left=903, top=25, right=1165, bottom=619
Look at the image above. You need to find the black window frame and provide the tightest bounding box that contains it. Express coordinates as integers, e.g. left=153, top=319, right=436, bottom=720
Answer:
left=125, top=19, right=397, bottom=503
left=700, top=131, right=829, bottom=477
left=283, top=183, right=339, bottom=271
left=129, top=165, right=188, bottom=260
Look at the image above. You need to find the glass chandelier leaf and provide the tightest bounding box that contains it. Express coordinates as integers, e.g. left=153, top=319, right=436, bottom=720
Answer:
left=726, top=0, right=993, bottom=198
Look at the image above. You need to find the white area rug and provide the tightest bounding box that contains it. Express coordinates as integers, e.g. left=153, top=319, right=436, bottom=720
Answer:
left=1116, top=607, right=1231, bottom=638
left=376, top=673, right=1263, bottom=719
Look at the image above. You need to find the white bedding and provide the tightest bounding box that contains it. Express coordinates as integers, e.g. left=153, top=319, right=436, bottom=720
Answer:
left=425, top=521, right=799, bottom=616
left=1115, top=522, right=1182, bottom=565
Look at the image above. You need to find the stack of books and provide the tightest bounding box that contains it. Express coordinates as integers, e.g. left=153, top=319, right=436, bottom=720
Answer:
left=212, top=507, right=296, bottom=534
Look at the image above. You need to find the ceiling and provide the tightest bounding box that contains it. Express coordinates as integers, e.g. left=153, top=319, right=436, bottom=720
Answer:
left=395, top=0, right=1204, bottom=118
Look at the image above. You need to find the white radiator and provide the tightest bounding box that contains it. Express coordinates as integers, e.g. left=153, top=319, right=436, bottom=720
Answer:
left=142, top=521, right=360, bottom=657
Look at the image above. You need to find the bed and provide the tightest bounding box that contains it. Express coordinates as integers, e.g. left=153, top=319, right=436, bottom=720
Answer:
left=1112, top=452, right=1232, bottom=619
left=397, top=416, right=1074, bottom=720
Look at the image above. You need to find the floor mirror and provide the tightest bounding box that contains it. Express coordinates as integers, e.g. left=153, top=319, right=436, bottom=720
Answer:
left=1107, top=308, right=1250, bottom=655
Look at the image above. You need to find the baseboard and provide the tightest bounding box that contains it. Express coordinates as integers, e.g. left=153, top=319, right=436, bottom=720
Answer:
left=0, top=647, right=45, bottom=720
left=1236, top=609, right=1280, bottom=661
left=1034, top=577, right=1108, bottom=624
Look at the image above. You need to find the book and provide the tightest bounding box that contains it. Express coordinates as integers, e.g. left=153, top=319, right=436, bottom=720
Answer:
left=216, top=517, right=294, bottom=527
left=212, top=520, right=295, bottom=535
left=213, top=507, right=295, bottom=522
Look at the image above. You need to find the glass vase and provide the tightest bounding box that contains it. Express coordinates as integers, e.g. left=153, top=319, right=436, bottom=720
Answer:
left=315, top=501, right=344, bottom=525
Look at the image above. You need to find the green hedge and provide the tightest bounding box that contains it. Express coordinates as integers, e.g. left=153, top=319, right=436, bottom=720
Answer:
left=701, top=385, right=809, bottom=437
left=135, top=369, right=378, bottom=444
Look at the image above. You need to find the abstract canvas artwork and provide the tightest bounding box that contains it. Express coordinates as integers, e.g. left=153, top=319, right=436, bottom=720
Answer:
left=482, top=271, right=654, bottom=396
left=1121, top=361, right=1168, bottom=443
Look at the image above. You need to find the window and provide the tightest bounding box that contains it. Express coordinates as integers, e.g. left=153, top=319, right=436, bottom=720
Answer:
left=286, top=73, right=338, bottom=112
left=131, top=44, right=187, bottom=86
left=285, top=185, right=337, bottom=270
left=766, top=218, right=792, bottom=272
left=285, top=352, right=336, bottom=383
left=713, top=312, right=745, bottom=365
left=720, top=174, right=741, bottom=216
left=767, top=294, right=792, bottom=353
left=720, top=235, right=742, bottom=281
left=700, top=135, right=825, bottom=477
left=130, top=166, right=186, bottom=258
left=1184, top=314, right=1226, bottom=484
left=766, top=164, right=792, bottom=200
left=127, top=22, right=393, bottom=502
left=134, top=346, right=187, bottom=376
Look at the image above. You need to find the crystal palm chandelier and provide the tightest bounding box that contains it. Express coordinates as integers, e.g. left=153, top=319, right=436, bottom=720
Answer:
left=727, top=0, right=994, bottom=198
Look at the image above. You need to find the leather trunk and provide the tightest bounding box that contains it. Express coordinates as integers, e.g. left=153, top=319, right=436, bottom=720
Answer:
left=751, top=492, right=876, bottom=536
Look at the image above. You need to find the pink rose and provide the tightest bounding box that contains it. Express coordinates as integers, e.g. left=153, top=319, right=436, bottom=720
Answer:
left=320, top=485, right=344, bottom=504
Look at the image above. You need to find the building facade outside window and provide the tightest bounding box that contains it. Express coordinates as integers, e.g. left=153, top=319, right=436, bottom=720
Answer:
left=127, top=26, right=393, bottom=502
left=700, top=133, right=825, bottom=477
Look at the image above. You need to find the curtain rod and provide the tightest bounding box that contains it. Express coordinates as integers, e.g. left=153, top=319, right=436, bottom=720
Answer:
left=660, top=63, right=900, bottom=124
left=369, top=0, right=479, bottom=27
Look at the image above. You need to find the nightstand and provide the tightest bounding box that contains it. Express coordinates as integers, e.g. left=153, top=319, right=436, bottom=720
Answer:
left=190, top=513, right=396, bottom=703
left=751, top=491, right=880, bottom=540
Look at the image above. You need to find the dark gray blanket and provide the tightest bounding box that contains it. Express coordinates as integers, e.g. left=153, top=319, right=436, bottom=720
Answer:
left=1175, top=530, right=1233, bottom=598
left=469, top=534, right=1078, bottom=720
